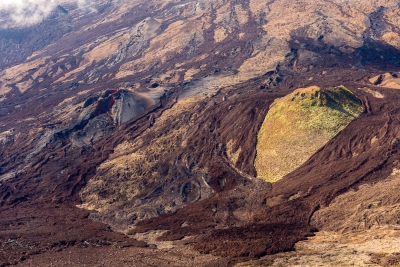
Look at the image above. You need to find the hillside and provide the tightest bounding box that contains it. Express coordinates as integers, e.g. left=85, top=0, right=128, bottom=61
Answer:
left=1, top=0, right=400, bottom=266
left=255, top=85, right=363, bottom=182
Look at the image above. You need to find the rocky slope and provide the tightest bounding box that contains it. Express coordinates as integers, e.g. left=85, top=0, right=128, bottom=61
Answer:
left=1, top=0, right=400, bottom=266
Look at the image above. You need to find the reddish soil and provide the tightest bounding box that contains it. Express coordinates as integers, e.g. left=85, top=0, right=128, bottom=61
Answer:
left=1, top=1, right=400, bottom=265
left=2, top=66, right=399, bottom=266
left=129, top=70, right=400, bottom=262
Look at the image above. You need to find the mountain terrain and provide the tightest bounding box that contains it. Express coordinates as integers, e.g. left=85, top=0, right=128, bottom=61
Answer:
left=1, top=0, right=400, bottom=266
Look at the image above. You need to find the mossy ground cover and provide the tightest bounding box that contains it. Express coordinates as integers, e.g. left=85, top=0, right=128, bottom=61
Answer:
left=255, top=86, right=363, bottom=182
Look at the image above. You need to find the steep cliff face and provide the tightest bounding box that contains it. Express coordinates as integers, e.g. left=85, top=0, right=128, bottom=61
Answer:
left=1, top=0, right=400, bottom=266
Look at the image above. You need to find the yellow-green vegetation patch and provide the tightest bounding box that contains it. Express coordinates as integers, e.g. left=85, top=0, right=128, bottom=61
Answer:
left=255, top=85, right=363, bottom=182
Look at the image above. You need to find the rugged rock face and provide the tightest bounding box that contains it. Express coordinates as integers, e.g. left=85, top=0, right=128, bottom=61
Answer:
left=1, top=0, right=400, bottom=266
